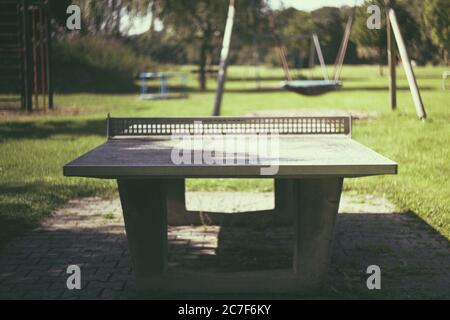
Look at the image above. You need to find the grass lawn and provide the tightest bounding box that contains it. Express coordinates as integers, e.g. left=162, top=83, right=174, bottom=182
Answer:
left=0, top=65, right=449, bottom=247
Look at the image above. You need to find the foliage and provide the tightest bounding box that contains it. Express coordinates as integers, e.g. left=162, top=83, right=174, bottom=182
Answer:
left=48, top=0, right=448, bottom=76
left=154, top=0, right=227, bottom=90
left=48, top=0, right=73, bottom=27
left=52, top=36, right=152, bottom=93
left=423, top=0, right=450, bottom=63
left=351, top=0, right=443, bottom=66
left=278, top=9, right=314, bottom=68
left=69, top=0, right=152, bottom=36
left=352, top=0, right=387, bottom=64
left=311, top=7, right=346, bottom=64
left=152, top=0, right=267, bottom=90
left=126, top=31, right=188, bottom=64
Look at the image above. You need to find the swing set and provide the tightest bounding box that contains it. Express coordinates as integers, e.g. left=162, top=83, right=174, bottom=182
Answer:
left=214, top=0, right=426, bottom=120
left=268, top=10, right=354, bottom=96
left=279, top=33, right=345, bottom=96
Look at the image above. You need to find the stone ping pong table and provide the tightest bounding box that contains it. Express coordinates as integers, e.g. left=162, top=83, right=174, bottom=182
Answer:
left=64, top=115, right=397, bottom=294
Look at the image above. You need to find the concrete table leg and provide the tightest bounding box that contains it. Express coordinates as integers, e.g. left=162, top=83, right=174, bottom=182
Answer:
left=293, top=178, right=343, bottom=287
left=165, top=179, right=190, bottom=224
left=274, top=179, right=295, bottom=224
left=117, top=179, right=167, bottom=284
left=116, top=177, right=343, bottom=294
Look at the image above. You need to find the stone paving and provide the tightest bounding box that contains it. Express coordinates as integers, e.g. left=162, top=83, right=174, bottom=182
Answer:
left=0, top=192, right=449, bottom=299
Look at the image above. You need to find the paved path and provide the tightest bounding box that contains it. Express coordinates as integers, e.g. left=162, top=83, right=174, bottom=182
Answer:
left=0, top=192, right=449, bottom=299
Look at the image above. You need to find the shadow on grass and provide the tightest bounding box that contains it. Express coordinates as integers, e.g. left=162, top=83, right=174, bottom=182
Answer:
left=0, top=202, right=38, bottom=250
left=185, top=84, right=437, bottom=94
left=226, top=76, right=296, bottom=82
left=225, top=76, right=372, bottom=82
left=187, top=87, right=285, bottom=94
left=0, top=119, right=106, bottom=141
left=0, top=206, right=448, bottom=299
left=342, top=85, right=436, bottom=92
left=0, top=181, right=114, bottom=249
left=413, top=74, right=448, bottom=80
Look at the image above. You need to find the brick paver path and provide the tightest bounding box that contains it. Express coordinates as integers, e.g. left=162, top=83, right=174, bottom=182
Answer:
left=0, top=192, right=449, bottom=299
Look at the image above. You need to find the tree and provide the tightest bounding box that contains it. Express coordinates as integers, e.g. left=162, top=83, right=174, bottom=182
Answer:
left=278, top=9, right=314, bottom=68
left=155, top=0, right=266, bottom=90
left=400, top=0, right=439, bottom=65
left=352, top=0, right=387, bottom=74
left=352, top=0, right=421, bottom=73
left=264, top=7, right=345, bottom=70
left=311, top=7, right=345, bottom=65
left=48, top=0, right=72, bottom=28
left=71, top=0, right=151, bottom=37
left=423, top=0, right=449, bottom=64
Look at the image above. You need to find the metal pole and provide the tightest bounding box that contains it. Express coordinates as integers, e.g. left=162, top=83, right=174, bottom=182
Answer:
left=16, top=2, right=25, bottom=110
left=268, top=13, right=292, bottom=81
left=213, top=0, right=235, bottom=116
left=386, top=0, right=397, bottom=110
left=333, top=16, right=353, bottom=81
left=39, top=6, right=46, bottom=110
left=312, top=34, right=329, bottom=81
left=31, top=7, right=39, bottom=109
left=389, top=9, right=426, bottom=119
left=22, top=0, right=33, bottom=112
left=44, top=0, right=53, bottom=109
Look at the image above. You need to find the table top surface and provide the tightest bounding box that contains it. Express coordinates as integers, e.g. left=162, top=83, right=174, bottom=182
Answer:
left=63, top=134, right=397, bottom=179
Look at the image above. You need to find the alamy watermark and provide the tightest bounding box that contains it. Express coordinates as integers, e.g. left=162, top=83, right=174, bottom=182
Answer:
left=367, top=5, right=382, bottom=30
left=366, top=265, right=381, bottom=290
left=66, top=264, right=81, bottom=290
left=66, top=5, right=81, bottom=30
left=169, top=121, right=280, bottom=175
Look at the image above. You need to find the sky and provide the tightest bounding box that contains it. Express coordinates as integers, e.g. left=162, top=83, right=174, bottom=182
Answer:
left=123, top=0, right=365, bottom=36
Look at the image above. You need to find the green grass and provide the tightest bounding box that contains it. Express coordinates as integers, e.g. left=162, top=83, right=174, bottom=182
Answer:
left=0, top=65, right=449, bottom=247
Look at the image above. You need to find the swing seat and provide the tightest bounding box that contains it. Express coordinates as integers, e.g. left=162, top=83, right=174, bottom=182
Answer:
left=282, top=80, right=342, bottom=96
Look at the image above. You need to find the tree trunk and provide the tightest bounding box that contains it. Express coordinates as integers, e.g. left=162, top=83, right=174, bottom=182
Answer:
left=149, top=2, right=155, bottom=33
left=198, top=41, right=208, bottom=91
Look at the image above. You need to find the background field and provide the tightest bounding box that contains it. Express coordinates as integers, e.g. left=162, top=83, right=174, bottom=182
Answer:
left=0, top=65, right=449, bottom=247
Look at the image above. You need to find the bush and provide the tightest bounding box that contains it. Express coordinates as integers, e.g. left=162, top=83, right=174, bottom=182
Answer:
left=53, top=36, right=153, bottom=93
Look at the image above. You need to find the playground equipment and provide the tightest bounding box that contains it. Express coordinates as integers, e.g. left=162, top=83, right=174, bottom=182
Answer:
left=280, top=6, right=427, bottom=119
left=213, top=0, right=235, bottom=116
left=139, top=72, right=188, bottom=100
left=273, top=12, right=354, bottom=96
left=213, top=1, right=426, bottom=120
left=387, top=8, right=426, bottom=119
left=0, top=0, right=53, bottom=112
left=280, top=33, right=344, bottom=96
left=282, top=79, right=342, bottom=96
left=212, top=0, right=352, bottom=116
